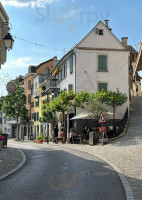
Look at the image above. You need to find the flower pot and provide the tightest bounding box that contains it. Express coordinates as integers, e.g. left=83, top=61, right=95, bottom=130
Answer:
left=34, top=140, right=43, bottom=144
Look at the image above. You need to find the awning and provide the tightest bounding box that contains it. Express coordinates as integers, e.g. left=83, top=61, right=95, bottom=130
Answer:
left=70, top=111, right=113, bottom=120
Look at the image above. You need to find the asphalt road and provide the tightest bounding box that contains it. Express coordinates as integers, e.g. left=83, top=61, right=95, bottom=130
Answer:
left=0, top=143, right=126, bottom=200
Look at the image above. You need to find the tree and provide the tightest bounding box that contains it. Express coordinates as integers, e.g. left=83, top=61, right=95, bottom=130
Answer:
left=85, top=99, right=109, bottom=132
left=96, top=89, right=128, bottom=121
left=41, top=90, right=91, bottom=138
left=2, top=81, right=27, bottom=139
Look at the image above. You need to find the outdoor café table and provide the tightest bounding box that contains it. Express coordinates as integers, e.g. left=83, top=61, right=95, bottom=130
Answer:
left=72, top=134, right=82, bottom=144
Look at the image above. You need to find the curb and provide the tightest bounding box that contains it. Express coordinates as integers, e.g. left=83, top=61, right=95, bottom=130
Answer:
left=0, top=145, right=26, bottom=181
left=59, top=144, right=134, bottom=200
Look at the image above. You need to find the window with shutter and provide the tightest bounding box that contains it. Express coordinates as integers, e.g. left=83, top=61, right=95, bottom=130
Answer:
left=98, top=55, right=107, bottom=71
left=28, top=94, right=31, bottom=104
left=68, top=84, right=73, bottom=91
left=98, top=83, right=107, bottom=92
left=37, top=112, right=39, bottom=121
left=69, top=57, right=73, bottom=74
left=34, top=113, right=36, bottom=121
left=95, top=28, right=99, bottom=34
left=28, top=80, right=31, bottom=89
left=99, top=29, right=103, bottom=35
left=62, top=66, right=64, bottom=79
left=64, top=64, right=67, bottom=78
left=45, top=67, right=50, bottom=75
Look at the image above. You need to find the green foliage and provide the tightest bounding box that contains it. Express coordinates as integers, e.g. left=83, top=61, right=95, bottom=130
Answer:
left=44, top=136, right=48, bottom=140
left=48, top=135, right=52, bottom=141
left=86, top=99, right=108, bottom=122
left=41, top=90, right=91, bottom=123
left=2, top=81, right=28, bottom=120
left=96, top=89, right=128, bottom=108
left=14, top=137, right=21, bottom=141
left=2, top=81, right=28, bottom=139
left=37, top=135, right=43, bottom=140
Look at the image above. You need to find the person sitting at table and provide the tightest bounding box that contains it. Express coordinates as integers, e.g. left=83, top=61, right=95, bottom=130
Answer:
left=69, top=128, right=75, bottom=144
left=60, top=124, right=66, bottom=143
left=82, top=124, right=90, bottom=141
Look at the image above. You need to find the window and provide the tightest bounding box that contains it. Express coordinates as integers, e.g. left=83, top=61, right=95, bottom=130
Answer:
left=98, top=83, right=107, bottom=92
left=45, top=67, right=50, bottom=75
left=60, top=68, right=63, bottom=80
left=37, top=112, right=39, bottom=121
left=69, top=56, right=73, bottom=74
left=64, top=63, right=67, bottom=78
left=68, top=84, right=73, bottom=91
left=28, top=94, right=31, bottom=104
left=32, top=113, right=34, bottom=120
left=37, top=125, right=39, bottom=135
left=28, top=80, right=31, bottom=89
left=98, top=55, right=107, bottom=71
left=35, top=98, right=39, bottom=107
left=95, top=28, right=104, bottom=35
left=34, top=113, right=36, bottom=121
left=99, top=29, right=103, bottom=35
left=62, top=66, right=64, bottom=79
left=59, top=71, right=61, bottom=80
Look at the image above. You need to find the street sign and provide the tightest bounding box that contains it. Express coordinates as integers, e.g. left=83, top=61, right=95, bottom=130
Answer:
left=6, top=81, right=16, bottom=93
left=98, top=112, right=107, bottom=124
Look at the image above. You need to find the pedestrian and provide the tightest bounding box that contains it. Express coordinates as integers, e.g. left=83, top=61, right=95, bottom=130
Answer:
left=60, top=124, right=66, bottom=143
left=54, top=125, right=59, bottom=138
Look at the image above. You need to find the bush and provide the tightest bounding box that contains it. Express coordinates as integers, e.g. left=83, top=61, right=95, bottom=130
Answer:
left=48, top=135, right=52, bottom=141
left=37, top=135, right=43, bottom=140
left=14, top=137, right=21, bottom=141
left=44, top=136, right=48, bottom=140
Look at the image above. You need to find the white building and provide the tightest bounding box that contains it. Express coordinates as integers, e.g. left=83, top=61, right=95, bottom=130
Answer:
left=50, top=20, right=129, bottom=123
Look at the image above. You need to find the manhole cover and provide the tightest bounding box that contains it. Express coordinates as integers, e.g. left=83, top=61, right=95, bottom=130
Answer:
left=87, top=171, right=114, bottom=176
left=33, top=155, right=46, bottom=158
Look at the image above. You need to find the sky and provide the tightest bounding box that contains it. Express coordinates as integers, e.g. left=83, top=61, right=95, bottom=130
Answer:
left=1, top=0, right=142, bottom=96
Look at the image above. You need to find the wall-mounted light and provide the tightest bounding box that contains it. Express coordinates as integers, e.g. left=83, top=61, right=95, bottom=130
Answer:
left=0, top=22, right=14, bottom=50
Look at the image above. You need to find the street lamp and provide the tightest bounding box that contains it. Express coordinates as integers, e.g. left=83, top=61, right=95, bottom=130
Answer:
left=0, top=22, right=14, bottom=50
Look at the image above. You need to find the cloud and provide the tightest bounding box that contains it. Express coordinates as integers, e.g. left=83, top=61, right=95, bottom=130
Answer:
left=2, top=57, right=35, bottom=69
left=1, top=0, right=58, bottom=8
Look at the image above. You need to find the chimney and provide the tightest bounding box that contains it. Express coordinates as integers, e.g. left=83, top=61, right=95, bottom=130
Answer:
left=104, top=20, right=109, bottom=28
left=53, top=56, right=57, bottom=60
left=121, top=37, right=128, bottom=47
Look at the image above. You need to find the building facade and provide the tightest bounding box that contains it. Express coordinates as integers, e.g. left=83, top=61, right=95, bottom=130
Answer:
left=46, top=20, right=130, bottom=136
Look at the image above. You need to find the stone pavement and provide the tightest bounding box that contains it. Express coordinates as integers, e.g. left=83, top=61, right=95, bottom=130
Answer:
left=0, top=143, right=24, bottom=180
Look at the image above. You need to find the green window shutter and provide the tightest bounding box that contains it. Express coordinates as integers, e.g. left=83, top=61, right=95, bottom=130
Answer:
left=45, top=67, right=50, bottom=75
left=95, top=28, right=99, bottom=34
left=98, top=83, right=107, bottom=92
left=98, top=55, right=107, bottom=71
left=37, top=112, right=39, bottom=121
left=68, top=84, right=73, bottom=91
left=69, top=57, right=73, bottom=74
left=34, top=113, right=36, bottom=121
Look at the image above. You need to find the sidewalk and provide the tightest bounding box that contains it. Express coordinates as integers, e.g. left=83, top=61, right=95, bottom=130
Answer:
left=0, top=143, right=25, bottom=180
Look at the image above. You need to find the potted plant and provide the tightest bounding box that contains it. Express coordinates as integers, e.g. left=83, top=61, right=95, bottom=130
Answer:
left=44, top=136, right=48, bottom=142
left=34, top=135, right=43, bottom=144
left=0, top=136, right=5, bottom=150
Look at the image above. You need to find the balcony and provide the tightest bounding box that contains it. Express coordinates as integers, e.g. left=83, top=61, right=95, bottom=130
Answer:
left=46, top=79, right=60, bottom=94
left=41, top=91, right=47, bottom=97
